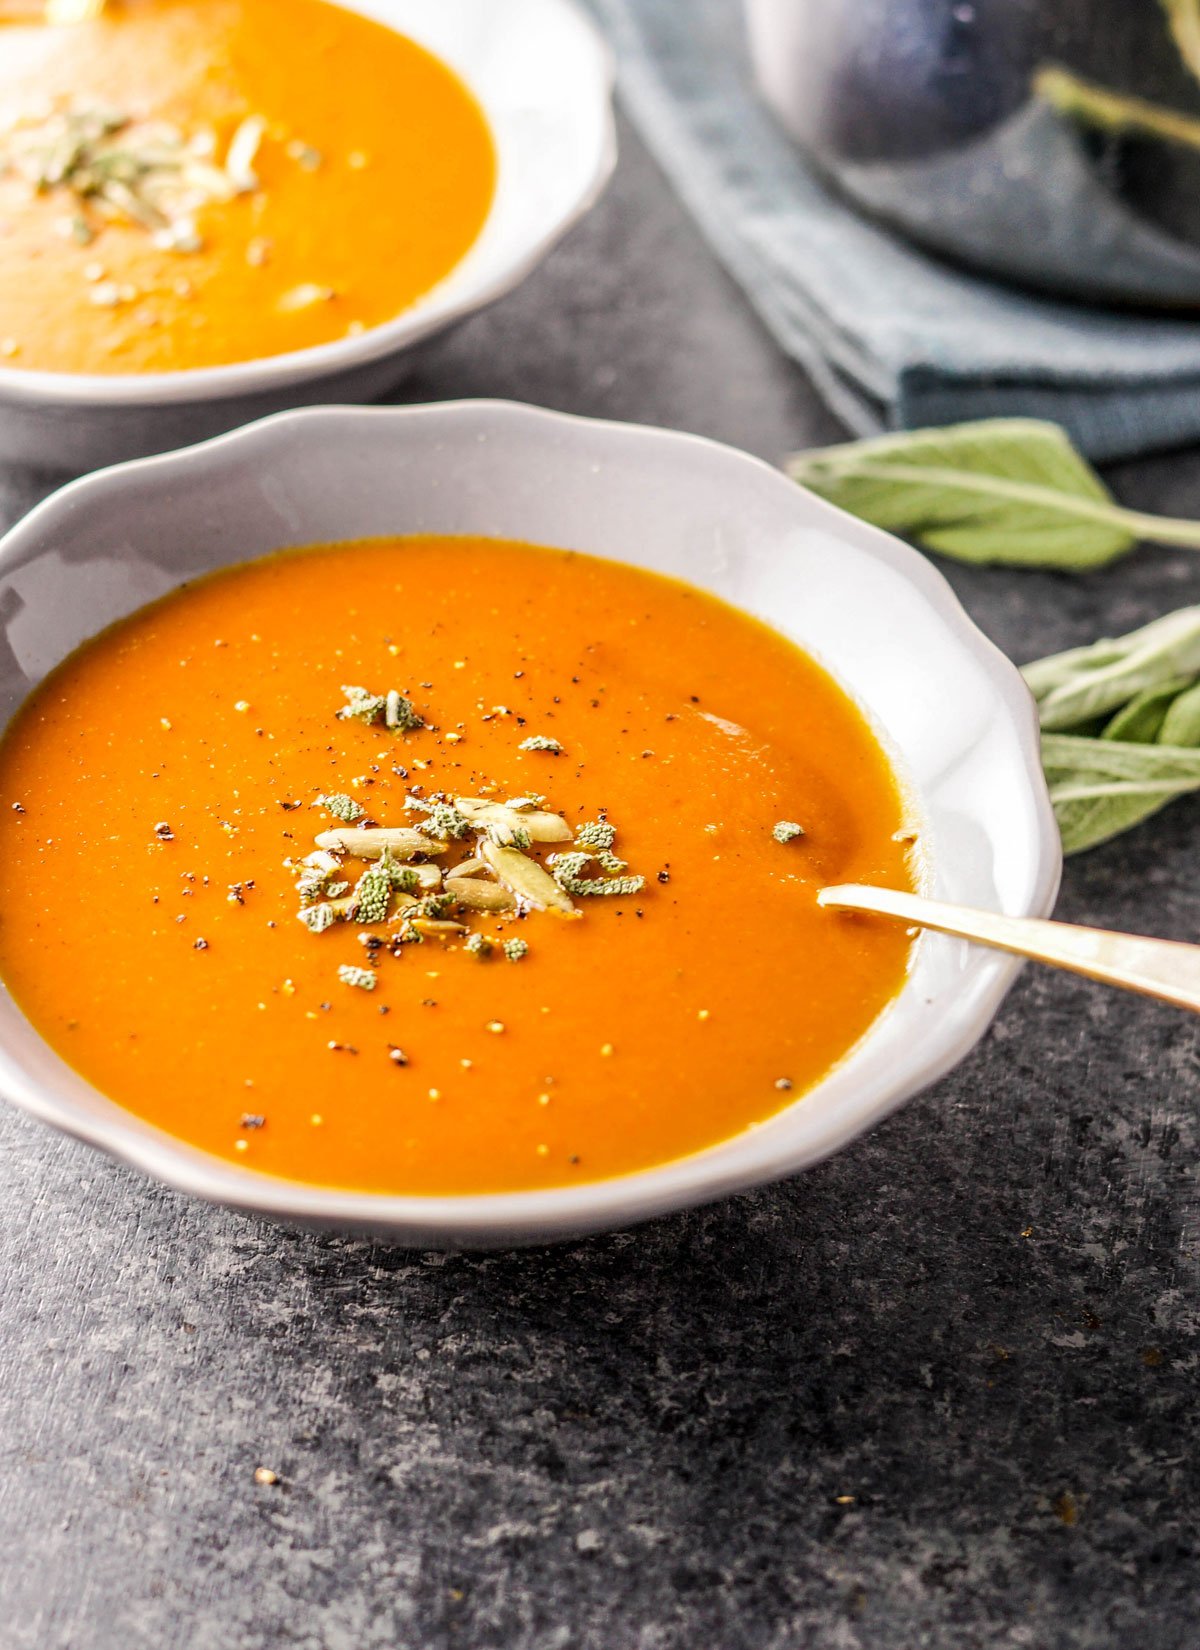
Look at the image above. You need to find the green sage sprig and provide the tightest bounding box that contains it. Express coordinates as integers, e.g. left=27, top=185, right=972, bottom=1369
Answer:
left=784, top=419, right=1200, bottom=850
left=787, top=418, right=1200, bottom=570
left=1023, top=608, right=1200, bottom=852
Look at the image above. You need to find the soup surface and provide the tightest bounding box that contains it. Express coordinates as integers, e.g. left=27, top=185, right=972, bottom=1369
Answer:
left=0, top=537, right=918, bottom=1195
left=0, top=0, right=495, bottom=373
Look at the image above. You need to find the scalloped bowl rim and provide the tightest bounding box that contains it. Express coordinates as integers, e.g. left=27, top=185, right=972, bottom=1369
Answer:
left=0, top=402, right=1062, bottom=1241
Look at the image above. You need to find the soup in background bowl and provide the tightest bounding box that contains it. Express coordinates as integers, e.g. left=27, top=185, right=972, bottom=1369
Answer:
left=0, top=0, right=615, bottom=470
left=0, top=402, right=1060, bottom=1243
left=0, top=0, right=497, bottom=376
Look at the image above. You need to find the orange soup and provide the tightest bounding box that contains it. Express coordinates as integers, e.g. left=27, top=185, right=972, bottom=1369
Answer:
left=0, top=0, right=495, bottom=373
left=0, top=538, right=918, bottom=1195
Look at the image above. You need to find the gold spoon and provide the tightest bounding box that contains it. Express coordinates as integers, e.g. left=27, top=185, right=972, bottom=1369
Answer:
left=820, top=884, right=1200, bottom=1015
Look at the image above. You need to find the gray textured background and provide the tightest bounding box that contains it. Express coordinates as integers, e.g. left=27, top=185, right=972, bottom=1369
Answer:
left=1, top=121, right=1198, bottom=1650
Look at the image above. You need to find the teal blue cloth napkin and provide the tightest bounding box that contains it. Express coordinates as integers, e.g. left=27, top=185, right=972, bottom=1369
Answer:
left=585, top=0, right=1200, bottom=460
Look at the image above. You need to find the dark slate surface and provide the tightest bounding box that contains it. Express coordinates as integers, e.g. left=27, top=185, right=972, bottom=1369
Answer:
left=1, top=119, right=1198, bottom=1650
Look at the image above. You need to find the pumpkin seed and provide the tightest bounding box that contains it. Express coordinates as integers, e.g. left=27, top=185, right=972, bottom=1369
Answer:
left=481, top=840, right=577, bottom=916
left=315, top=827, right=446, bottom=859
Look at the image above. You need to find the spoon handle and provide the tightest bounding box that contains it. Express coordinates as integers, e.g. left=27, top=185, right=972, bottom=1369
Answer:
left=819, top=884, right=1200, bottom=1015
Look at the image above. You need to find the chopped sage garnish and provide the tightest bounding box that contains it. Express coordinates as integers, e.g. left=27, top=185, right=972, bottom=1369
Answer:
left=338, top=683, right=424, bottom=731
left=337, top=964, right=376, bottom=992
left=317, top=793, right=364, bottom=824
left=575, top=821, right=628, bottom=871
left=576, top=820, right=615, bottom=850
left=405, top=795, right=473, bottom=840
left=352, top=863, right=394, bottom=925
left=337, top=684, right=387, bottom=725
left=548, top=817, right=645, bottom=896
left=0, top=105, right=264, bottom=253
left=485, top=820, right=531, bottom=851
left=295, top=849, right=342, bottom=902
left=550, top=850, right=645, bottom=898
left=386, top=689, right=423, bottom=732
left=410, top=893, right=456, bottom=921
left=772, top=821, right=805, bottom=844
left=290, top=699, right=657, bottom=995
left=297, top=903, right=338, bottom=934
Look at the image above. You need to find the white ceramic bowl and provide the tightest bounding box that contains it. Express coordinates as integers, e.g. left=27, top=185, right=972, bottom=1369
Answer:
left=0, top=0, right=615, bottom=474
left=0, top=402, right=1062, bottom=1244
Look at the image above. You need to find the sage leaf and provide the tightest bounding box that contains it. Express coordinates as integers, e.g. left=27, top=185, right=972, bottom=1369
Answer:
left=787, top=419, right=1200, bottom=569
left=1041, top=736, right=1200, bottom=853
left=1158, top=680, right=1200, bottom=747
left=1040, top=734, right=1200, bottom=783
left=1023, top=607, right=1200, bottom=730
left=1025, top=608, right=1200, bottom=852
left=1101, top=680, right=1192, bottom=744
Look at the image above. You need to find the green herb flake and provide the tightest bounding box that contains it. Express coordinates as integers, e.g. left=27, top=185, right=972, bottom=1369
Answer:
left=550, top=850, right=645, bottom=898
left=318, top=792, right=364, bottom=824
left=503, top=938, right=529, bottom=962
left=772, top=821, right=805, bottom=844
left=337, top=684, right=388, bottom=726
left=405, top=795, right=472, bottom=840
left=386, top=689, right=424, bottom=732
left=295, top=867, right=331, bottom=903
left=353, top=864, right=392, bottom=924
left=337, top=683, right=424, bottom=731
left=465, top=933, right=492, bottom=958
left=487, top=820, right=531, bottom=851
left=519, top=735, right=562, bottom=754
left=297, top=903, right=337, bottom=934
left=337, top=963, right=376, bottom=992
left=412, top=893, right=455, bottom=921
left=576, top=820, right=616, bottom=850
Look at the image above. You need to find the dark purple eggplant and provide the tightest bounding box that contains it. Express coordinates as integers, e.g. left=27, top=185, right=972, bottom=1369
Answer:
left=748, top=0, right=1200, bottom=306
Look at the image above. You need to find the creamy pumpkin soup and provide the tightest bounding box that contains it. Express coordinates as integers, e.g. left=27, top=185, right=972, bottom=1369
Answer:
left=0, top=538, right=918, bottom=1195
left=0, top=0, right=495, bottom=373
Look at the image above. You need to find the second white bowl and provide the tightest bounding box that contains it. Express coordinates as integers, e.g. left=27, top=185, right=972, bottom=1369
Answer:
left=0, top=0, right=616, bottom=473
